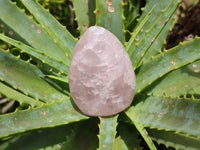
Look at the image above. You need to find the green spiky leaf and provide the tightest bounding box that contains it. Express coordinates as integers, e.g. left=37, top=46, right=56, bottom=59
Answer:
left=0, top=49, right=68, bottom=103
left=21, top=0, right=77, bottom=58
left=96, top=0, right=124, bottom=44
left=98, top=115, right=118, bottom=150
left=0, top=0, right=69, bottom=64
left=133, top=95, right=200, bottom=138
left=0, top=82, right=42, bottom=107
left=147, top=128, right=200, bottom=150
left=1, top=119, right=98, bottom=150
left=0, top=99, right=88, bottom=138
left=0, top=34, right=70, bottom=74
left=147, top=60, right=200, bottom=98
left=125, top=107, right=157, bottom=150
left=136, top=37, right=200, bottom=93
left=72, top=0, right=96, bottom=35
left=126, top=0, right=181, bottom=68
left=114, top=122, right=141, bottom=150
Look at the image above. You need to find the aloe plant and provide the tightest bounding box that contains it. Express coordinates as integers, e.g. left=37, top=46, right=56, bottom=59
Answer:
left=0, top=0, right=200, bottom=149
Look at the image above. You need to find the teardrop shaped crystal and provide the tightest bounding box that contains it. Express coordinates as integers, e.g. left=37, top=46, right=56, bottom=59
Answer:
left=69, top=26, right=136, bottom=116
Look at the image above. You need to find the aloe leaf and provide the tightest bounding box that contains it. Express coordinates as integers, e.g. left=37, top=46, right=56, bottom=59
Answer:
left=142, top=12, right=176, bottom=63
left=0, top=125, right=75, bottom=150
left=72, top=0, right=96, bottom=35
left=0, top=34, right=69, bottom=74
left=133, top=95, right=200, bottom=138
left=98, top=115, right=118, bottom=150
left=125, top=107, right=157, bottom=150
left=136, top=37, right=200, bottom=93
left=0, top=135, right=21, bottom=150
left=0, top=82, right=42, bottom=107
left=126, top=0, right=181, bottom=68
left=125, top=5, right=155, bottom=50
left=146, top=60, right=200, bottom=98
left=0, top=0, right=69, bottom=64
left=114, top=122, right=141, bottom=150
left=134, top=0, right=178, bottom=40
left=60, top=119, right=98, bottom=150
left=0, top=99, right=88, bottom=138
left=46, top=75, right=68, bottom=83
left=96, top=0, right=124, bottom=44
left=147, top=128, right=200, bottom=150
left=0, top=49, right=68, bottom=103
left=21, top=0, right=77, bottom=58
left=1, top=119, right=98, bottom=150
left=0, top=19, right=27, bottom=45
left=123, top=0, right=140, bottom=31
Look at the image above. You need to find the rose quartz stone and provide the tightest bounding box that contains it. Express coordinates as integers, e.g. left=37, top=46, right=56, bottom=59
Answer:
left=69, top=26, right=136, bottom=116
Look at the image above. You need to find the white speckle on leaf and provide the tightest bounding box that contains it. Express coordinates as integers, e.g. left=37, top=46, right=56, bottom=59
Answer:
left=96, top=10, right=101, bottom=14
left=42, top=110, right=46, bottom=115
left=57, top=144, right=61, bottom=148
left=194, top=69, right=199, bottom=73
left=9, top=31, right=13, bottom=35
left=82, top=24, right=88, bottom=30
left=37, top=28, right=42, bottom=34
left=108, top=6, right=114, bottom=12
left=102, top=145, right=106, bottom=148
left=172, top=86, right=176, bottom=90
left=135, top=36, right=139, bottom=41
left=158, top=112, right=162, bottom=118
left=106, top=0, right=112, bottom=5
left=31, top=24, right=35, bottom=28
left=171, top=60, right=176, bottom=66
left=145, top=131, right=149, bottom=136
left=0, top=24, right=4, bottom=28
left=192, top=64, right=197, bottom=68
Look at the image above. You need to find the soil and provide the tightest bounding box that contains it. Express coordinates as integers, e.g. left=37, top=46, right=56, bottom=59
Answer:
left=167, top=1, right=200, bottom=49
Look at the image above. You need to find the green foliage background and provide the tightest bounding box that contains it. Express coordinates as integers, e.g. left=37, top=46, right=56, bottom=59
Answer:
left=0, top=0, right=200, bottom=150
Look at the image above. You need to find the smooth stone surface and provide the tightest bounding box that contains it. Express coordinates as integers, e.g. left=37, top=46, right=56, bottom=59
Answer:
left=69, top=26, right=136, bottom=116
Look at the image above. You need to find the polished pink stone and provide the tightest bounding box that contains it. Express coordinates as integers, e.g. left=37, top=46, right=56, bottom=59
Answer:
left=69, top=26, right=136, bottom=116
